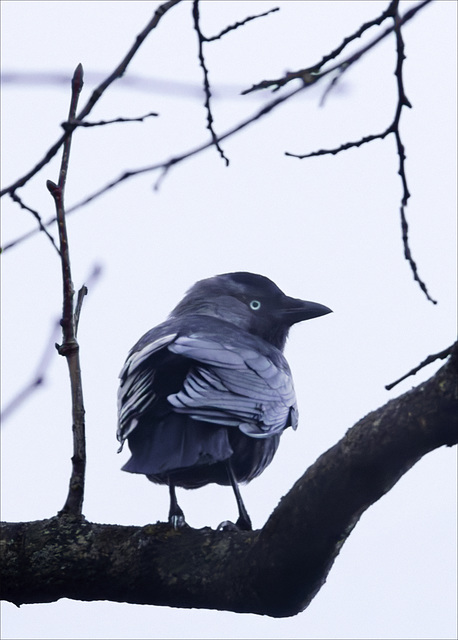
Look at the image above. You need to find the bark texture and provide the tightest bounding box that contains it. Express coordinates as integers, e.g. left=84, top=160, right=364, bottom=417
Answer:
left=1, top=346, right=457, bottom=617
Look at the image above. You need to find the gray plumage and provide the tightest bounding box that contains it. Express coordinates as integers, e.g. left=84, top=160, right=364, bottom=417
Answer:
left=117, top=272, right=331, bottom=529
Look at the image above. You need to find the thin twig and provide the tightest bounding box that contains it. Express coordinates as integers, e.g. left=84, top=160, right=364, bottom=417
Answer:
left=385, top=345, right=454, bottom=390
left=241, top=0, right=427, bottom=95
left=74, top=286, right=88, bottom=336
left=1, top=0, right=434, bottom=251
left=286, top=129, right=392, bottom=159
left=63, top=112, right=158, bottom=130
left=65, top=0, right=434, bottom=207
left=69, top=82, right=308, bottom=206
left=205, top=7, right=279, bottom=42
left=8, top=192, right=61, bottom=256
left=47, top=64, right=86, bottom=517
left=392, top=6, right=436, bottom=304
left=192, top=0, right=229, bottom=165
left=0, top=320, right=61, bottom=423
left=1, top=264, right=102, bottom=423
left=285, top=0, right=436, bottom=304
left=0, top=0, right=182, bottom=198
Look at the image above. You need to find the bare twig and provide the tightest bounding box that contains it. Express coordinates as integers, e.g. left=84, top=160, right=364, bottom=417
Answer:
left=1, top=264, right=101, bottom=423
left=0, top=0, right=182, bottom=198
left=285, top=0, right=436, bottom=304
left=74, top=286, right=88, bottom=336
left=385, top=345, right=454, bottom=390
left=63, top=0, right=434, bottom=209
left=286, top=130, right=392, bottom=160
left=189, top=3, right=279, bottom=163
left=1, top=0, right=434, bottom=253
left=0, top=320, right=61, bottom=423
left=192, top=0, right=229, bottom=165
left=241, top=0, right=428, bottom=95
left=205, top=6, right=279, bottom=42
left=392, top=6, right=436, bottom=304
left=8, top=192, right=61, bottom=256
left=69, top=82, right=308, bottom=205
left=63, top=112, right=158, bottom=130
left=47, top=64, right=86, bottom=517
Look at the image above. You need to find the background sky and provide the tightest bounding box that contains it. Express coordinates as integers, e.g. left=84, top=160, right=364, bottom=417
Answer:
left=1, top=1, right=456, bottom=639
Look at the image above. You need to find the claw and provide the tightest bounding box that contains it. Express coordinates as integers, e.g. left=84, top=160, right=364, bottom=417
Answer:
left=170, top=514, right=188, bottom=530
left=217, top=520, right=238, bottom=531
left=168, top=480, right=188, bottom=529
left=217, top=517, right=252, bottom=532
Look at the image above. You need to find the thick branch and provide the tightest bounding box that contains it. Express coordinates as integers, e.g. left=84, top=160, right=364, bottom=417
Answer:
left=1, top=346, right=456, bottom=616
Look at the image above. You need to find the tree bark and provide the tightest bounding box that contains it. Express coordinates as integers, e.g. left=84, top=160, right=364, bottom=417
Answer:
left=1, top=345, right=456, bottom=617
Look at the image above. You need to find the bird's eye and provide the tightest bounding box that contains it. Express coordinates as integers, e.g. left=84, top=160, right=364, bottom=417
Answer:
left=249, top=300, right=261, bottom=311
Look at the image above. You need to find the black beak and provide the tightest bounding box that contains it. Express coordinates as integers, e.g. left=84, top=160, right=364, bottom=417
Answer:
left=280, top=296, right=332, bottom=325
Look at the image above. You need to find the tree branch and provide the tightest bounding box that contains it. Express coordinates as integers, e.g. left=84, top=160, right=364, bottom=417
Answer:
left=46, top=65, right=86, bottom=517
left=0, top=320, right=61, bottom=423
left=63, top=112, right=158, bottom=130
left=192, top=0, right=229, bottom=165
left=0, top=0, right=181, bottom=198
left=2, top=343, right=456, bottom=615
left=243, top=0, right=432, bottom=94
left=204, top=6, right=279, bottom=42
left=285, top=0, right=437, bottom=304
left=7, top=192, right=61, bottom=256
left=1, top=0, right=433, bottom=254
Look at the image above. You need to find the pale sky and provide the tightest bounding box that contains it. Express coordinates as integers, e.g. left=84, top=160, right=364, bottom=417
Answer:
left=1, top=1, right=457, bottom=639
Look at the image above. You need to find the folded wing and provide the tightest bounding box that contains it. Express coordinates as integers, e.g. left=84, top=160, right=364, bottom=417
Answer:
left=117, top=320, right=298, bottom=450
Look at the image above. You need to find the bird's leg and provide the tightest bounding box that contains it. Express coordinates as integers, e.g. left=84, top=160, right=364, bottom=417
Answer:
left=220, top=460, right=252, bottom=531
left=168, top=478, right=187, bottom=529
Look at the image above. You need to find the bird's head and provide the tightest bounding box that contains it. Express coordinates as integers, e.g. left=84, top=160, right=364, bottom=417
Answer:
left=170, top=272, right=332, bottom=350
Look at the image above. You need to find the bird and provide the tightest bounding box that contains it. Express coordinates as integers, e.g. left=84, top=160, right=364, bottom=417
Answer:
left=117, top=272, right=331, bottom=530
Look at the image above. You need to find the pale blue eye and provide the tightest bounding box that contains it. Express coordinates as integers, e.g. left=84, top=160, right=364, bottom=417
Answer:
left=249, top=300, right=261, bottom=311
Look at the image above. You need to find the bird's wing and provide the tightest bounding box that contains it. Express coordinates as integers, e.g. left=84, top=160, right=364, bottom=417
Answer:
left=117, top=332, right=177, bottom=444
left=167, top=334, right=297, bottom=438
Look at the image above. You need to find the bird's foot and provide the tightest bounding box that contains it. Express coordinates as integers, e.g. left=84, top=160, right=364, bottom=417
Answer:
left=217, top=516, right=252, bottom=532
left=236, top=513, right=252, bottom=531
left=169, top=514, right=188, bottom=530
left=217, top=520, right=238, bottom=531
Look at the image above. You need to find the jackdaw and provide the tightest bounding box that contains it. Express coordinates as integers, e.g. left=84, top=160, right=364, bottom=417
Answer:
left=117, top=272, right=331, bottom=530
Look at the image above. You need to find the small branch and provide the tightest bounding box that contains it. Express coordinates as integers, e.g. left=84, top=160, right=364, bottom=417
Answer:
left=1, top=82, right=306, bottom=238
left=391, top=7, right=436, bottom=304
left=0, top=265, right=101, bottom=424
left=7, top=192, right=61, bottom=255
left=205, top=7, right=279, bottom=42
left=285, top=0, right=436, bottom=304
left=192, top=0, right=229, bottom=165
left=62, top=112, right=158, bottom=130
left=241, top=3, right=385, bottom=94
left=242, top=0, right=431, bottom=95
left=68, top=82, right=307, bottom=206
left=0, top=0, right=435, bottom=252
left=385, top=344, right=454, bottom=391
left=74, top=286, right=88, bottom=336
left=0, top=0, right=182, bottom=198
left=75, top=264, right=103, bottom=336
left=318, top=66, right=346, bottom=107
left=286, top=128, right=392, bottom=159
left=47, top=64, right=86, bottom=518
left=0, top=320, right=61, bottom=423
left=241, top=69, right=318, bottom=96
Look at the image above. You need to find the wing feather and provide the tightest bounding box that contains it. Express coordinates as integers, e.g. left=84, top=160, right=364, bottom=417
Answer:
left=118, top=323, right=298, bottom=449
left=117, top=332, right=177, bottom=443
left=167, top=334, right=297, bottom=437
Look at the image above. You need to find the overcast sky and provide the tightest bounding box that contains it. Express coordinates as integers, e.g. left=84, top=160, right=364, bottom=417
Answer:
left=1, top=1, right=457, bottom=639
